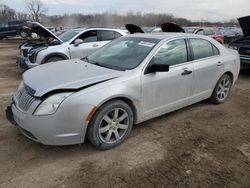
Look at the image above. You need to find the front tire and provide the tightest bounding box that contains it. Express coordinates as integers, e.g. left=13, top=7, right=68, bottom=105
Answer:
left=20, top=30, right=29, bottom=38
left=43, top=56, right=65, bottom=64
left=87, top=100, right=134, bottom=150
left=209, top=74, right=232, bottom=104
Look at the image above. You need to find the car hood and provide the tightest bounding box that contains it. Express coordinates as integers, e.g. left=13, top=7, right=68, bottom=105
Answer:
left=23, top=59, right=123, bottom=97
left=23, top=21, right=63, bottom=43
left=238, top=16, right=250, bottom=36
left=161, top=22, right=185, bottom=33
left=125, top=24, right=144, bottom=34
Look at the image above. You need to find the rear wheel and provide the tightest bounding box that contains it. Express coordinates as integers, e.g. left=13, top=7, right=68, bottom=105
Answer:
left=87, top=100, right=134, bottom=150
left=209, top=74, right=232, bottom=104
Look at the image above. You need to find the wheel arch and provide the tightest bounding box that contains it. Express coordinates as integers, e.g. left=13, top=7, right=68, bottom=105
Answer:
left=95, top=96, right=139, bottom=124
left=224, top=71, right=234, bottom=83
left=41, top=52, right=69, bottom=64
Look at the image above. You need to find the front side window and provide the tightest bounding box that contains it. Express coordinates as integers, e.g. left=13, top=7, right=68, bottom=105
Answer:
left=85, top=37, right=159, bottom=70
left=78, top=30, right=97, bottom=43
left=190, top=39, right=219, bottom=60
left=153, top=39, right=188, bottom=66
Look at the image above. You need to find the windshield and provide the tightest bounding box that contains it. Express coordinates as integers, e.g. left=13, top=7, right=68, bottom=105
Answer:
left=58, top=30, right=80, bottom=42
left=85, top=37, right=160, bottom=71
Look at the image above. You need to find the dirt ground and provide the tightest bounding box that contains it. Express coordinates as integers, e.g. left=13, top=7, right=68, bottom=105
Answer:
left=0, top=42, right=250, bottom=188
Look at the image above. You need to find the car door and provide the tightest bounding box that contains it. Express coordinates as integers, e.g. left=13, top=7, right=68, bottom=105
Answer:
left=69, top=30, right=99, bottom=58
left=142, top=39, right=194, bottom=119
left=188, top=38, right=224, bottom=104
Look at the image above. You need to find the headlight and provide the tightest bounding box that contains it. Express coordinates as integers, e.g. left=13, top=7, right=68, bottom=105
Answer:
left=34, top=92, right=73, bottom=115
left=229, top=46, right=238, bottom=50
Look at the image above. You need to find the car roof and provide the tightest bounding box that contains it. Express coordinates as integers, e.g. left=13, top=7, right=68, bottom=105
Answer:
left=127, top=32, right=205, bottom=40
left=71, top=27, right=126, bottom=32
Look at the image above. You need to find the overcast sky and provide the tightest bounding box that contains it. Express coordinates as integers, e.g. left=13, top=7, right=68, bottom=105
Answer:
left=1, top=0, right=249, bottom=21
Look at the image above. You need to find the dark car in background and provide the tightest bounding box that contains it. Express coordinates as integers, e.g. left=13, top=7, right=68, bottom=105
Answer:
left=184, top=26, right=224, bottom=44
left=229, top=16, right=250, bottom=64
left=0, top=20, right=28, bottom=40
left=220, top=27, right=243, bottom=43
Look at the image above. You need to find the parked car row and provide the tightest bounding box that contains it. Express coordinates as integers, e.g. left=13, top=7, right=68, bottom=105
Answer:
left=5, top=20, right=242, bottom=149
left=183, top=26, right=225, bottom=44
left=229, top=16, right=250, bottom=64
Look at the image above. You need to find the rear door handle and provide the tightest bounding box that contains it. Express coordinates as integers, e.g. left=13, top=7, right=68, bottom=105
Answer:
left=181, top=70, right=192, bottom=76
left=92, top=44, right=99, bottom=47
left=217, top=61, right=223, bottom=66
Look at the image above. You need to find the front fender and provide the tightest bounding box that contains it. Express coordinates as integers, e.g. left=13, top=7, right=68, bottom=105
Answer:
left=67, top=77, right=143, bottom=124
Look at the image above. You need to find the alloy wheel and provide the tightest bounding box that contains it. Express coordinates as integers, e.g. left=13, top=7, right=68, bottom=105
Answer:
left=216, top=77, right=231, bottom=101
left=98, top=108, right=129, bottom=144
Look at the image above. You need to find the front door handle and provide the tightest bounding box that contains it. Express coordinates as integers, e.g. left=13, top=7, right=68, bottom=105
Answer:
left=181, top=70, right=192, bottom=76
left=92, top=44, right=99, bottom=47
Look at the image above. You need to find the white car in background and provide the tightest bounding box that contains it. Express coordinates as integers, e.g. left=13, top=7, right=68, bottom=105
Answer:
left=18, top=22, right=127, bottom=70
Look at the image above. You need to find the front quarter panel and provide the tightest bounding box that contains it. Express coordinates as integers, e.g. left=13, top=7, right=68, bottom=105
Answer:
left=67, top=72, right=143, bottom=124
left=35, top=43, right=70, bottom=65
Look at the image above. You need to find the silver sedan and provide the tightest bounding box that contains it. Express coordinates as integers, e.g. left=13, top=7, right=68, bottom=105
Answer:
left=6, top=33, right=240, bottom=149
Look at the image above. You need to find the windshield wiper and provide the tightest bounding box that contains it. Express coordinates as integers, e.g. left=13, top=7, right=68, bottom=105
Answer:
left=81, top=57, right=125, bottom=71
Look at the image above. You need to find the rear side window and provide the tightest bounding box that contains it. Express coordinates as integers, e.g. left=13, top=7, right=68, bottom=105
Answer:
left=154, top=39, right=188, bottom=66
left=190, top=39, right=219, bottom=60
left=99, top=30, right=122, bottom=41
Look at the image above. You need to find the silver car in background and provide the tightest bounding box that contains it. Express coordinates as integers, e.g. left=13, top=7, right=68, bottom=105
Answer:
left=6, top=33, right=240, bottom=149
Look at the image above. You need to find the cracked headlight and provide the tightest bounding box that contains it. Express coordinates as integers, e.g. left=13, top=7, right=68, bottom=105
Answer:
left=34, top=92, right=73, bottom=115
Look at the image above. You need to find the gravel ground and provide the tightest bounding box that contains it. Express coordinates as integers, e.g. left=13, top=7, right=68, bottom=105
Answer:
left=0, top=42, right=250, bottom=188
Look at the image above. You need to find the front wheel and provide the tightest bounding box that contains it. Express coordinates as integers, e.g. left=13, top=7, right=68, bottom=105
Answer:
left=43, top=56, right=65, bottom=64
left=87, top=100, right=134, bottom=150
left=20, top=30, right=30, bottom=38
left=209, top=74, right=232, bottom=104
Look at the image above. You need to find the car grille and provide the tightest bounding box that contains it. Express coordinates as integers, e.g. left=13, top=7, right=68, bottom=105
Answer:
left=239, top=47, right=250, bottom=56
left=14, top=83, right=37, bottom=112
left=22, top=49, right=28, bottom=58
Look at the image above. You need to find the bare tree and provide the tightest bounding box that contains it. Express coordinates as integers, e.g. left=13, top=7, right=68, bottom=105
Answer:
left=25, top=0, right=47, bottom=22
left=0, top=4, right=16, bottom=22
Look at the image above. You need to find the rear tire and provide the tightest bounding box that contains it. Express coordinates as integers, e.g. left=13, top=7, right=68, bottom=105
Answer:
left=209, top=74, right=232, bottom=104
left=87, top=100, right=134, bottom=150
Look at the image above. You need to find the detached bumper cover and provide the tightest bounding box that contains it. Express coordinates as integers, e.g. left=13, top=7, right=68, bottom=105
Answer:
left=5, top=105, right=15, bottom=125
left=5, top=102, right=94, bottom=146
left=5, top=105, right=39, bottom=142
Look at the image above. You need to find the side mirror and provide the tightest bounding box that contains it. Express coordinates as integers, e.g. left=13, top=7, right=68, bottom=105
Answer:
left=145, top=59, right=169, bottom=74
left=74, top=39, right=83, bottom=46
